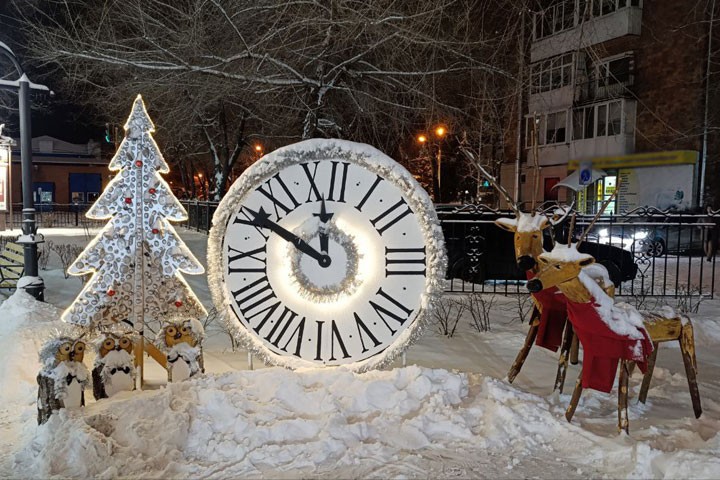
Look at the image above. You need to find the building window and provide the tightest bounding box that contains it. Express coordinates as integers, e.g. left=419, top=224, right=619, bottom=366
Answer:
left=596, top=55, right=633, bottom=89
left=534, top=0, right=575, bottom=39
left=571, top=100, right=624, bottom=139
left=546, top=111, right=567, bottom=144
left=538, top=0, right=642, bottom=40
left=530, top=53, right=574, bottom=94
left=526, top=111, right=568, bottom=147
left=573, top=105, right=595, bottom=140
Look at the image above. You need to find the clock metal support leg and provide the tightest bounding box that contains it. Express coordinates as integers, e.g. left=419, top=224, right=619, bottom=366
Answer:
left=402, top=352, right=407, bottom=367
left=248, top=352, right=254, bottom=370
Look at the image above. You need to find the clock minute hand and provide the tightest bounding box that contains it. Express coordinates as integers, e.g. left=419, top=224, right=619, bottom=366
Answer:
left=249, top=207, right=331, bottom=268
left=314, top=196, right=334, bottom=254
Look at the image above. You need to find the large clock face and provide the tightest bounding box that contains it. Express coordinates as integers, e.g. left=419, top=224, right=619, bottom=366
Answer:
left=208, top=139, right=445, bottom=371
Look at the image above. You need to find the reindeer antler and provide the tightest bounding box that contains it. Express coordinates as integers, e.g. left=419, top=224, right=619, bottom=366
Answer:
left=459, top=147, right=519, bottom=214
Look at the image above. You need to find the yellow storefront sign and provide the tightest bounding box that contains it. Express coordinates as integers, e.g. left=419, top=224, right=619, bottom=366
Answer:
left=568, top=150, right=697, bottom=171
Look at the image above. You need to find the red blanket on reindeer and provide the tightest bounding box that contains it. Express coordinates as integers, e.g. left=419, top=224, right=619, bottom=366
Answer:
left=565, top=296, right=653, bottom=393
left=528, top=280, right=567, bottom=352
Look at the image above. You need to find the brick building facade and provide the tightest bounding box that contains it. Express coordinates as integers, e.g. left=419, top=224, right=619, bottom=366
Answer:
left=501, top=0, right=718, bottom=212
left=8, top=135, right=109, bottom=208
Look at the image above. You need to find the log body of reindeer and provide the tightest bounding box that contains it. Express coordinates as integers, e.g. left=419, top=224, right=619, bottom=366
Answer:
left=526, top=245, right=702, bottom=433
left=495, top=213, right=578, bottom=389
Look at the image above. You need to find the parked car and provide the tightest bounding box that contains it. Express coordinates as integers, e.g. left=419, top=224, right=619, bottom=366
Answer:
left=441, top=214, right=637, bottom=287
left=586, top=219, right=705, bottom=257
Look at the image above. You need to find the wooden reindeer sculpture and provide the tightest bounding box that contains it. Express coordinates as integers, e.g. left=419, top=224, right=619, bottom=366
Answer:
left=464, top=155, right=581, bottom=392
left=527, top=243, right=702, bottom=433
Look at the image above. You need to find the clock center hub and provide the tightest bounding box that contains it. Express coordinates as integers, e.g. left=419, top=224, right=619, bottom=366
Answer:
left=288, top=219, right=361, bottom=302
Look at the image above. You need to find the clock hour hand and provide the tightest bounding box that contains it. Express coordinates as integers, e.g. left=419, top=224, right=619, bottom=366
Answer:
left=248, top=207, right=332, bottom=268
left=313, top=196, right=334, bottom=254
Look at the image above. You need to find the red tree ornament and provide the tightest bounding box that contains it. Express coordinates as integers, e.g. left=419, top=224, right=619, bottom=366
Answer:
left=107, top=289, right=116, bottom=297
left=135, top=160, right=143, bottom=167
left=149, top=188, right=157, bottom=194
left=174, top=300, right=183, bottom=308
left=124, top=197, right=132, bottom=204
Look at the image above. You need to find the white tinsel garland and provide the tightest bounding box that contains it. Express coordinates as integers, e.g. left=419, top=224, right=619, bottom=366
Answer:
left=288, top=220, right=362, bottom=303
left=207, top=139, right=448, bottom=373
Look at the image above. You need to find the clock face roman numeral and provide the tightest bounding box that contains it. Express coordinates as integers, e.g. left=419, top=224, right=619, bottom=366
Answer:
left=263, top=308, right=305, bottom=357
left=255, top=173, right=301, bottom=220
left=353, top=313, right=382, bottom=353
left=368, top=287, right=414, bottom=335
left=326, top=161, right=349, bottom=203
left=370, top=198, right=412, bottom=235
left=301, top=161, right=349, bottom=203
left=227, top=244, right=267, bottom=274
left=231, top=275, right=278, bottom=323
left=384, top=246, right=426, bottom=276
left=232, top=207, right=269, bottom=240
left=355, top=175, right=413, bottom=235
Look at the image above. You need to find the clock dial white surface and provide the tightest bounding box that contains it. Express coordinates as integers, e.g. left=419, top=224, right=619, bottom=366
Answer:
left=209, top=139, right=446, bottom=371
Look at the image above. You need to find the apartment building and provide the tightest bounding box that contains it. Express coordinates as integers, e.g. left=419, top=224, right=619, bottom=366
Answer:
left=500, top=0, right=715, bottom=213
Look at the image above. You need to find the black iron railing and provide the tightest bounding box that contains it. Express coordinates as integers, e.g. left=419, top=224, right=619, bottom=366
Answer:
left=13, top=201, right=713, bottom=299
left=436, top=205, right=717, bottom=299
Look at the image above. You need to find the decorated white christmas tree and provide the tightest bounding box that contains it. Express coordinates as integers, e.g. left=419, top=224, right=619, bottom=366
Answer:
left=62, top=95, right=207, bottom=338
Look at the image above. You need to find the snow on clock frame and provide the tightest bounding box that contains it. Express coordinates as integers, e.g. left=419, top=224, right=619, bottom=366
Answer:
left=208, top=139, right=447, bottom=371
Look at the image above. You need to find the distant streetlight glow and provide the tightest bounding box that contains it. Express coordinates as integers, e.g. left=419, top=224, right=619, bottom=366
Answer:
left=417, top=125, right=448, bottom=203
left=254, top=144, right=263, bottom=152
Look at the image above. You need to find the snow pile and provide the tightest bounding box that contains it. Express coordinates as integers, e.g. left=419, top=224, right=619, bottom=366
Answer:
left=15, top=366, right=470, bottom=478
left=0, top=290, right=63, bottom=407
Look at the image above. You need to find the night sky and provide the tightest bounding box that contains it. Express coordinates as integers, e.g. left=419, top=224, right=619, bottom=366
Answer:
left=0, top=4, right=102, bottom=144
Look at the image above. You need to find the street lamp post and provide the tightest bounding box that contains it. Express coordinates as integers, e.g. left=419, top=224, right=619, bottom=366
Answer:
left=417, top=126, right=447, bottom=203
left=0, top=41, right=52, bottom=301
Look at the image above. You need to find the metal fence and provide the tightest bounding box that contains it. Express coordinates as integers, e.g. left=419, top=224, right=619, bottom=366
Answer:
left=6, top=201, right=714, bottom=299
left=178, top=201, right=717, bottom=299
left=438, top=205, right=718, bottom=299
left=0, top=203, right=105, bottom=230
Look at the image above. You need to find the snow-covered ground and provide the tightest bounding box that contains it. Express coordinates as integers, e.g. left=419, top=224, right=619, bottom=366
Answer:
left=0, top=227, right=719, bottom=478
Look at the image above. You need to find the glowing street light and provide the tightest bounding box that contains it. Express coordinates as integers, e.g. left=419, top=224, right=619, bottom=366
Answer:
left=254, top=144, right=263, bottom=153
left=417, top=126, right=448, bottom=203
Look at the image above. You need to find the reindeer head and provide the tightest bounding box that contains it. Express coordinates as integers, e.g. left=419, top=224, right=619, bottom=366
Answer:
left=495, top=213, right=550, bottom=272
left=526, top=246, right=595, bottom=293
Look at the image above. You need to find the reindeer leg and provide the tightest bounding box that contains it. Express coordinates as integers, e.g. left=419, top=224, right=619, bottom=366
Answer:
left=569, top=332, right=580, bottom=365
left=507, top=307, right=540, bottom=383
left=638, top=342, right=659, bottom=404
left=618, top=361, right=630, bottom=434
left=679, top=322, right=702, bottom=419
left=554, top=320, right=574, bottom=393
left=565, top=370, right=583, bottom=423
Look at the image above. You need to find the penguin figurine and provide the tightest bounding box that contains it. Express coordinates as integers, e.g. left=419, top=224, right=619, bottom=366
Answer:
left=92, top=332, right=136, bottom=400
left=158, top=319, right=205, bottom=382
left=37, top=335, right=90, bottom=425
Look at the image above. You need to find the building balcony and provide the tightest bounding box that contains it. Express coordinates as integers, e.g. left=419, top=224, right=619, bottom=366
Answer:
left=531, top=5, right=642, bottom=62
left=575, top=78, right=634, bottom=104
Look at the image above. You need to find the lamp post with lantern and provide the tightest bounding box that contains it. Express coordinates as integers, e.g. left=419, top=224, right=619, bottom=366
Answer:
left=0, top=40, right=52, bottom=301
left=417, top=125, right=448, bottom=203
